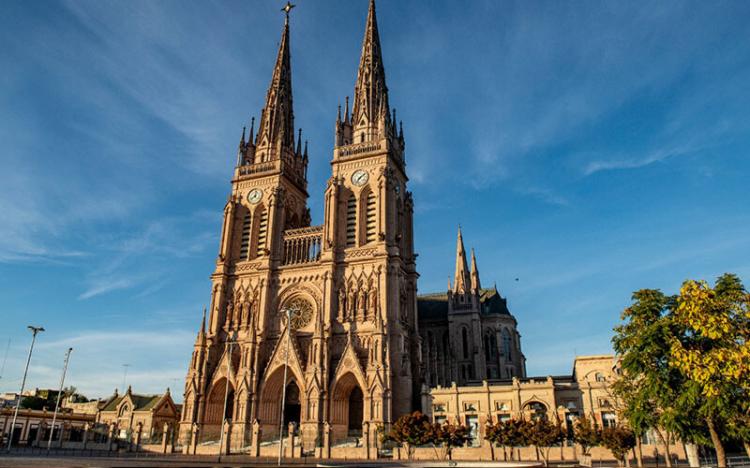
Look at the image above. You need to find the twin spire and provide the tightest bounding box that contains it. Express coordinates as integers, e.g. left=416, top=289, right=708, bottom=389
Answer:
left=452, top=227, right=481, bottom=294
left=238, top=0, right=400, bottom=170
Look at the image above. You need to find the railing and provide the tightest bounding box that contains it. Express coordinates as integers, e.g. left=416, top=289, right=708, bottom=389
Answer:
left=337, top=141, right=382, bottom=158
left=237, top=160, right=278, bottom=177
left=282, top=225, right=322, bottom=266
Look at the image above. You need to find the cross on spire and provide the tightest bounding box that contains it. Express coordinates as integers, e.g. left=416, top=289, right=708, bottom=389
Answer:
left=281, top=1, right=295, bottom=24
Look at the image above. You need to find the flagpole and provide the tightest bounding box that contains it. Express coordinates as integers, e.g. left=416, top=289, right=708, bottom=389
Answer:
left=218, top=331, right=236, bottom=462
left=47, top=348, right=73, bottom=451
left=278, top=307, right=293, bottom=466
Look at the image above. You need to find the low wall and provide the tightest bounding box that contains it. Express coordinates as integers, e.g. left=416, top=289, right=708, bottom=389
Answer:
left=396, top=442, right=687, bottom=463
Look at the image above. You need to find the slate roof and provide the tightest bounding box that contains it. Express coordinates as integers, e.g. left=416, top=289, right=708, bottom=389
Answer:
left=417, top=287, right=511, bottom=322
left=101, top=393, right=163, bottom=412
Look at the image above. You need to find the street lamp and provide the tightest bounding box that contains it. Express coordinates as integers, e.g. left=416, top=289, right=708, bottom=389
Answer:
left=47, top=347, right=73, bottom=451
left=6, top=325, right=44, bottom=453
left=218, top=330, right=237, bottom=462
left=278, top=306, right=294, bottom=466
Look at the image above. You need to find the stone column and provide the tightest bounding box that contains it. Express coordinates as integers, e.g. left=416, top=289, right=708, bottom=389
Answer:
left=286, top=422, right=296, bottom=458
left=82, top=422, right=90, bottom=449
left=107, top=423, right=116, bottom=452
left=190, top=423, right=200, bottom=455
left=363, top=421, right=374, bottom=460
left=34, top=422, right=46, bottom=447
left=161, top=423, right=170, bottom=454
left=222, top=420, right=231, bottom=456
left=250, top=419, right=261, bottom=458
left=317, top=421, right=331, bottom=459
left=132, top=422, right=142, bottom=452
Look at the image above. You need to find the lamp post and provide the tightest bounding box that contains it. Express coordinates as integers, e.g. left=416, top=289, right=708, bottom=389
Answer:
left=6, top=325, right=44, bottom=453
left=277, top=307, right=294, bottom=466
left=47, top=347, right=73, bottom=451
left=217, top=331, right=237, bottom=462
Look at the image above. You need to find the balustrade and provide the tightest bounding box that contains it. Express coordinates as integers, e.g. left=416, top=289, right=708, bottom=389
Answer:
left=282, top=226, right=322, bottom=265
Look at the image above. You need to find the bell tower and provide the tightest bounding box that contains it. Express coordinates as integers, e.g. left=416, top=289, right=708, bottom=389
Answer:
left=324, top=0, right=420, bottom=422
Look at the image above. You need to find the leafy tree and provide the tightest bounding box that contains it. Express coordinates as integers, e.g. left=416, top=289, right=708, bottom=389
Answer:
left=525, top=418, right=564, bottom=466
left=485, top=420, right=512, bottom=460
left=427, top=421, right=471, bottom=460
left=20, top=396, right=47, bottom=410
left=574, top=415, right=601, bottom=456
left=387, top=411, right=432, bottom=460
left=670, top=274, right=750, bottom=467
left=601, top=425, right=636, bottom=467
left=611, top=289, right=688, bottom=467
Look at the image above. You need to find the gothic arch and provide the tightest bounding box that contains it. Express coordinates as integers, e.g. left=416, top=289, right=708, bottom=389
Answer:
left=204, top=377, right=235, bottom=425
left=258, top=364, right=306, bottom=425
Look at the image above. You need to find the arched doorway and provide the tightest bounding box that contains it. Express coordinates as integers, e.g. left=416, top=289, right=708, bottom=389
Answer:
left=331, top=372, right=365, bottom=440
left=283, top=381, right=301, bottom=428
left=347, top=386, right=364, bottom=436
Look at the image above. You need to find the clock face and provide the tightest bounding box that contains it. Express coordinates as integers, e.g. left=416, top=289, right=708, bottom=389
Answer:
left=351, top=169, right=369, bottom=187
left=282, top=297, right=314, bottom=330
left=247, top=189, right=262, bottom=204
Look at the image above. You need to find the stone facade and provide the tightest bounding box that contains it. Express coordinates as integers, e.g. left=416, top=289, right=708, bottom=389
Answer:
left=96, top=387, right=180, bottom=445
left=418, top=228, right=526, bottom=387
left=179, top=0, right=420, bottom=451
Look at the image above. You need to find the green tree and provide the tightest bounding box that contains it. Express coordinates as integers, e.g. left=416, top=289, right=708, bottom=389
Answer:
left=485, top=420, right=513, bottom=460
left=611, top=289, right=688, bottom=467
left=601, top=425, right=637, bottom=467
left=427, top=421, right=471, bottom=460
left=525, top=418, right=564, bottom=466
left=387, top=411, right=432, bottom=460
left=573, top=415, right=601, bottom=456
left=670, top=274, right=750, bottom=467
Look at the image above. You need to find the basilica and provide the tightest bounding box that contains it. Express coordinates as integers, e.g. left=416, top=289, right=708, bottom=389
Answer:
left=179, top=0, right=524, bottom=451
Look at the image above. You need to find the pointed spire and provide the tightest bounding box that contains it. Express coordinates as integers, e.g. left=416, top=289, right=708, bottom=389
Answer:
left=296, top=128, right=302, bottom=155
left=453, top=226, right=471, bottom=294
left=337, top=104, right=342, bottom=124
left=236, top=127, right=246, bottom=166
left=303, top=140, right=308, bottom=159
left=470, top=248, right=481, bottom=291
left=254, top=11, right=295, bottom=159
left=344, top=96, right=350, bottom=124
left=352, top=0, right=389, bottom=141
left=249, top=117, right=255, bottom=143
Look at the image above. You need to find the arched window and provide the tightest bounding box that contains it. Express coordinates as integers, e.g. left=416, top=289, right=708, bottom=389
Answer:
left=365, top=191, right=377, bottom=243
left=239, top=211, right=251, bottom=260
left=502, top=329, right=512, bottom=359
left=256, top=208, right=268, bottom=256
left=346, top=195, right=357, bottom=247
left=462, top=328, right=469, bottom=359
left=595, top=372, right=606, bottom=382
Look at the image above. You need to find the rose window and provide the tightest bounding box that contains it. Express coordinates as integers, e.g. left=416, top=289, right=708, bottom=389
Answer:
left=282, top=297, right=314, bottom=329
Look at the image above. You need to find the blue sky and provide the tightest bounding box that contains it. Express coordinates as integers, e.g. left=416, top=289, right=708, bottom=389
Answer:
left=1, top=0, right=749, bottom=401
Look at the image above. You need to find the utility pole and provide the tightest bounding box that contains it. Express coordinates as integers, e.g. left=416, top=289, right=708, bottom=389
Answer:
left=47, top=347, right=73, bottom=451
left=278, top=307, right=293, bottom=466
left=121, top=364, right=130, bottom=391
left=0, top=338, right=10, bottom=385
left=6, top=325, right=44, bottom=453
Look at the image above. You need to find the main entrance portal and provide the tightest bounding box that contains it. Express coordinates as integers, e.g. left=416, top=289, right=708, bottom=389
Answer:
left=283, top=381, right=301, bottom=428
left=348, top=386, right=363, bottom=436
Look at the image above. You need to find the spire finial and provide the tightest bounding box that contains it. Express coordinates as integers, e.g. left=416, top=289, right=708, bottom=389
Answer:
left=281, top=1, right=296, bottom=24
left=345, top=96, right=350, bottom=123
left=303, top=140, right=308, bottom=159
left=297, top=128, right=302, bottom=155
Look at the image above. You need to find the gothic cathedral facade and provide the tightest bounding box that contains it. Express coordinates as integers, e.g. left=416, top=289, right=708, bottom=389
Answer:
left=180, top=1, right=421, bottom=447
